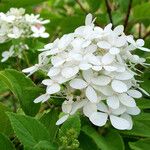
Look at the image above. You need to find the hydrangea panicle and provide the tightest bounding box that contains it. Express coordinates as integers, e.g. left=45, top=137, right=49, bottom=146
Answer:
left=0, top=8, right=50, bottom=62
left=23, top=13, right=150, bottom=130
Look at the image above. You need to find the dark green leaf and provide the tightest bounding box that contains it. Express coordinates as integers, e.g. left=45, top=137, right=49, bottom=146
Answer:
left=40, top=108, right=59, bottom=142
left=0, top=69, right=41, bottom=116
left=0, top=102, right=13, bottom=136
left=0, top=133, right=15, bottom=150
left=7, top=112, right=51, bottom=149
left=129, top=138, right=150, bottom=150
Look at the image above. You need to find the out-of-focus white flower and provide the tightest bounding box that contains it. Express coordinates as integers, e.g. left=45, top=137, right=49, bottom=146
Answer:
left=31, top=26, right=49, bottom=38
left=0, top=7, right=50, bottom=62
left=23, top=13, right=149, bottom=130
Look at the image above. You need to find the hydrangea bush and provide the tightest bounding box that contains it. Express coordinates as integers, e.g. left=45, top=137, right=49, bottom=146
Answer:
left=0, top=1, right=150, bottom=150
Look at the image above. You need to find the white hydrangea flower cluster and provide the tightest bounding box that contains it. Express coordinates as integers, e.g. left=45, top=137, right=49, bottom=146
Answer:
left=0, top=8, right=49, bottom=62
left=23, top=14, right=150, bottom=130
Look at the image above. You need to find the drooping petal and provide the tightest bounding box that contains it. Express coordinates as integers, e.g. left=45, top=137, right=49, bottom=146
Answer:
left=110, top=115, right=130, bottom=130
left=34, top=93, right=50, bottom=103
left=107, top=95, right=120, bottom=109
left=70, top=78, right=87, bottom=89
left=111, top=80, right=128, bottom=93
left=56, top=114, right=69, bottom=125
left=46, top=83, right=61, bottom=94
left=119, top=93, right=136, bottom=107
left=127, top=90, right=142, bottom=98
left=85, top=86, right=98, bottom=103
left=89, top=112, right=108, bottom=126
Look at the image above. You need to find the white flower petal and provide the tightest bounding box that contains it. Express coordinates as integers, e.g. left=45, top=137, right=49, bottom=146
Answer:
left=111, top=80, right=128, bottom=93
left=97, top=41, right=111, bottom=49
left=48, top=67, right=60, bottom=77
left=51, top=56, right=65, bottom=67
left=126, top=106, right=141, bottom=115
left=115, top=71, right=134, bottom=81
left=97, top=102, right=108, bottom=113
left=85, top=86, right=98, bottom=103
left=46, top=83, right=60, bottom=94
left=82, top=69, right=93, bottom=82
left=70, top=78, right=87, bottom=89
left=83, top=101, right=97, bottom=117
left=107, top=95, right=120, bottom=109
left=136, top=39, right=144, bottom=47
left=119, top=93, right=136, bottom=107
left=61, top=67, right=79, bottom=78
left=114, top=25, right=124, bottom=35
left=56, top=114, right=69, bottom=125
left=92, top=75, right=111, bottom=86
left=121, top=114, right=133, bottom=130
left=85, top=13, right=92, bottom=25
left=34, top=94, right=50, bottom=103
left=127, top=90, right=142, bottom=98
left=62, top=101, right=73, bottom=113
left=79, top=63, right=92, bottom=70
left=102, top=53, right=115, bottom=65
left=109, top=47, right=120, bottom=55
left=111, top=105, right=126, bottom=115
left=110, top=115, right=130, bottom=130
left=89, top=112, right=108, bottom=126
left=42, top=79, right=53, bottom=85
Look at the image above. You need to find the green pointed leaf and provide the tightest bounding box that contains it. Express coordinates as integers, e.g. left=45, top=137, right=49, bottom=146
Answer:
left=0, top=133, right=15, bottom=150
left=82, top=125, right=124, bottom=150
left=0, top=69, right=41, bottom=116
left=40, top=108, right=59, bottom=142
left=7, top=112, right=51, bottom=149
left=137, top=98, right=150, bottom=109
left=129, top=138, right=150, bottom=150
left=0, top=103, right=13, bottom=136
left=120, top=120, right=150, bottom=138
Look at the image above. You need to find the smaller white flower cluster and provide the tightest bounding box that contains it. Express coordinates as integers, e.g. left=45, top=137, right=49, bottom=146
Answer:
left=0, top=8, right=49, bottom=62
left=23, top=14, right=150, bottom=130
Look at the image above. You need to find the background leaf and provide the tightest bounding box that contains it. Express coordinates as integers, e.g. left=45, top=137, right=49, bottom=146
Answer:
left=0, top=69, right=41, bottom=116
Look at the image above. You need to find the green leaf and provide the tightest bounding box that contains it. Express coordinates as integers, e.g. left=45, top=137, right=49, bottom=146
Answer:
left=120, top=120, right=150, bottom=138
left=0, top=69, right=41, bottom=116
left=79, top=131, right=99, bottom=150
left=33, top=140, right=58, bottom=150
left=7, top=112, right=51, bottom=149
left=137, top=98, right=150, bottom=109
left=0, top=102, right=13, bottom=136
left=86, top=0, right=101, bottom=12
left=60, top=114, right=81, bottom=138
left=0, top=133, right=15, bottom=150
left=82, top=125, right=124, bottom=150
left=129, top=138, right=150, bottom=150
left=132, top=2, right=150, bottom=24
left=40, top=108, right=59, bottom=142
